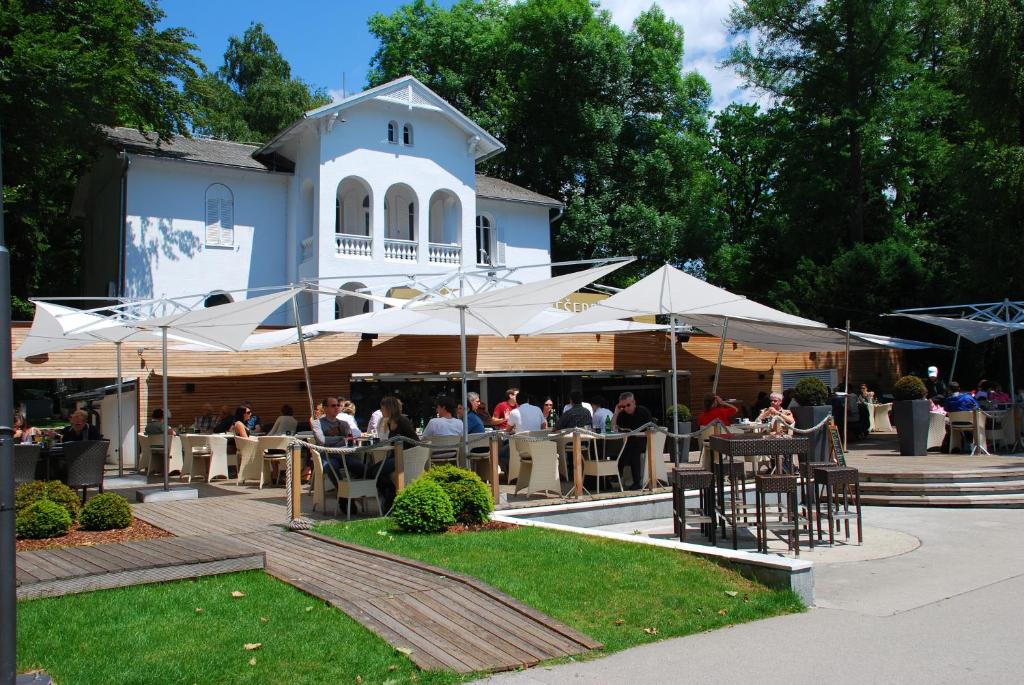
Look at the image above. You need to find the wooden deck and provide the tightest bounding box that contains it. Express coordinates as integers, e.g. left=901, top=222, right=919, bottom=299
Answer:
left=127, top=493, right=601, bottom=673
left=16, top=533, right=265, bottom=600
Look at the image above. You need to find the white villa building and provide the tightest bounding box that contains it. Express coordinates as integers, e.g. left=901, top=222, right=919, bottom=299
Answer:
left=74, top=76, right=562, bottom=324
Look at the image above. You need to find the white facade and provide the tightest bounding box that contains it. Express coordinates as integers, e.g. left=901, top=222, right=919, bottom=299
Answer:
left=79, top=77, right=560, bottom=324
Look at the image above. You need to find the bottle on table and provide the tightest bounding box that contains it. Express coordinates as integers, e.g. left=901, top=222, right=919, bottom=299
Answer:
left=604, top=415, right=612, bottom=433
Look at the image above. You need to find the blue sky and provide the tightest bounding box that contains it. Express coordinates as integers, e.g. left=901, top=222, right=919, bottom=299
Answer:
left=159, top=0, right=754, bottom=111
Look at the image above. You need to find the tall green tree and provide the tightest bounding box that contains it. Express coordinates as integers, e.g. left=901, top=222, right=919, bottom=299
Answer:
left=0, top=0, right=203, bottom=316
left=189, top=22, right=330, bottom=143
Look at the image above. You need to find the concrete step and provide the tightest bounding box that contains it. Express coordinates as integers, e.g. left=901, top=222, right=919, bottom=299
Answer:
left=860, top=480, right=1024, bottom=497
left=860, top=493, right=1024, bottom=508
left=859, top=468, right=1024, bottom=484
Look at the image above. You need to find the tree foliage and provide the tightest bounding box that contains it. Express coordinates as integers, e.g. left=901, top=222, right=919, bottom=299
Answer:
left=188, top=22, right=331, bottom=143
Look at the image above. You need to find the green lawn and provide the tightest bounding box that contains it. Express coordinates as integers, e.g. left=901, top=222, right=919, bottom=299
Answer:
left=17, top=570, right=463, bottom=685
left=316, top=519, right=804, bottom=655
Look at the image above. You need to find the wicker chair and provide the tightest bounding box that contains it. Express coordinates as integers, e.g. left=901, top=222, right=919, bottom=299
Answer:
left=513, top=438, right=562, bottom=498
left=14, top=444, right=41, bottom=486
left=63, top=440, right=110, bottom=502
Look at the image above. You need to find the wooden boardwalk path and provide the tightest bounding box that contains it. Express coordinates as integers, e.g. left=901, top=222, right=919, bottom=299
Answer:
left=130, top=494, right=601, bottom=673
left=16, top=533, right=264, bottom=600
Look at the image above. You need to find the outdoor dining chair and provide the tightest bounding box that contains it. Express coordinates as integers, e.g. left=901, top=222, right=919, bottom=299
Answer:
left=332, top=445, right=388, bottom=519
left=927, top=412, right=947, bottom=451
left=234, top=435, right=263, bottom=487
left=401, top=445, right=431, bottom=485
left=136, top=432, right=153, bottom=472
left=425, top=435, right=462, bottom=466
left=144, top=434, right=183, bottom=477
left=513, top=437, right=562, bottom=498
left=257, top=435, right=293, bottom=487
left=582, top=435, right=625, bottom=494
left=985, top=410, right=1016, bottom=452
left=14, top=444, right=41, bottom=486
left=184, top=434, right=231, bottom=482
left=948, top=409, right=988, bottom=455
left=64, top=439, right=110, bottom=503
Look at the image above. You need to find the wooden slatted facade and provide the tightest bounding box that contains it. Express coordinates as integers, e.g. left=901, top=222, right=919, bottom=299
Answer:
left=12, top=323, right=903, bottom=428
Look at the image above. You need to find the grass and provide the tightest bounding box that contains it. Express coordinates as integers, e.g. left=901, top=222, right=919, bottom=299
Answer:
left=17, top=570, right=464, bottom=685
left=316, top=519, right=804, bottom=655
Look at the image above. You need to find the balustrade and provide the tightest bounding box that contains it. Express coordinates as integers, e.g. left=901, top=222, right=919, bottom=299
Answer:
left=335, top=234, right=372, bottom=258
left=383, top=238, right=418, bottom=261
left=428, top=243, right=461, bottom=264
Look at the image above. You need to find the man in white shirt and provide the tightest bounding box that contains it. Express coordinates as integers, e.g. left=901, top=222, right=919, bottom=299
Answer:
left=421, top=396, right=464, bottom=437
left=508, top=392, right=546, bottom=432
left=591, top=395, right=613, bottom=432
left=563, top=400, right=594, bottom=415
left=367, top=408, right=383, bottom=434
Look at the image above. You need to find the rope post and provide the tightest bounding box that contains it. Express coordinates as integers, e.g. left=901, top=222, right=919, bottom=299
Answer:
left=646, top=427, right=656, bottom=493
left=572, top=430, right=584, bottom=498
left=393, top=440, right=405, bottom=494
left=289, top=442, right=302, bottom=522
left=489, top=433, right=500, bottom=504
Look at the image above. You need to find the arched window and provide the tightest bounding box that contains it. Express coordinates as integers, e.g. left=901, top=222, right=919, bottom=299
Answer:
left=205, top=184, right=234, bottom=247
left=335, top=282, right=371, bottom=319
left=387, top=121, right=398, bottom=144
left=204, top=292, right=233, bottom=308
left=403, top=123, right=414, bottom=146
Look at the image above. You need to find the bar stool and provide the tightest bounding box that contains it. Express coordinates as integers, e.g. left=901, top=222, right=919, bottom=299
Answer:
left=813, top=466, right=863, bottom=545
left=671, top=468, right=716, bottom=544
left=797, top=460, right=843, bottom=549
left=755, top=473, right=800, bottom=555
left=714, top=460, right=749, bottom=535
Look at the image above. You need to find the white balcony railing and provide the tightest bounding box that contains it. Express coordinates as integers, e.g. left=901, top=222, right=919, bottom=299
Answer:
left=300, top=236, right=314, bottom=261
left=384, top=238, right=418, bottom=262
left=335, top=233, right=372, bottom=258
left=428, top=243, right=461, bottom=265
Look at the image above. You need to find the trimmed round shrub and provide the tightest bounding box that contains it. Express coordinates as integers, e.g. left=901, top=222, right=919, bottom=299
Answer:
left=16, top=499, right=72, bottom=540
left=793, top=377, right=830, bottom=407
left=390, top=478, right=455, bottom=533
left=423, top=465, right=493, bottom=525
left=15, top=480, right=82, bottom=522
left=893, top=375, right=928, bottom=402
left=666, top=404, right=692, bottom=422
left=80, top=493, right=133, bottom=531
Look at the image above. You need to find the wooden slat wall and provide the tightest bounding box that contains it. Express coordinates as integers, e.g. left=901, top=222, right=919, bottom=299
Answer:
left=11, top=324, right=903, bottom=428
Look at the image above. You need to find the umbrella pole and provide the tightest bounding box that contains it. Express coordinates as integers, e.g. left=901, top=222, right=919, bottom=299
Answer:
left=844, top=320, right=851, bottom=451
left=290, top=293, right=315, bottom=419
left=116, top=341, right=123, bottom=477
left=459, top=305, right=468, bottom=467
left=712, top=317, right=729, bottom=396
left=1004, top=300, right=1020, bottom=450
left=949, top=334, right=961, bottom=382
left=161, top=326, right=169, bottom=492
left=669, top=314, right=679, bottom=464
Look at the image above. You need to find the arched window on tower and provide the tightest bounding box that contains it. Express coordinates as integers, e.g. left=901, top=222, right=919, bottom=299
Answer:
left=403, top=123, right=414, bottom=146
left=387, top=121, right=398, bottom=144
left=204, top=184, right=234, bottom=247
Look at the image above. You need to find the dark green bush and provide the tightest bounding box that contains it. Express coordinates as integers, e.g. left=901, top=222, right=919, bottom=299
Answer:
left=423, top=465, right=493, bottom=525
left=15, top=480, right=81, bottom=522
left=16, top=499, right=72, bottom=539
left=80, top=493, right=133, bottom=531
left=892, top=375, right=928, bottom=402
left=390, top=478, right=455, bottom=533
left=666, top=404, right=692, bottom=421
left=792, top=377, right=830, bottom=406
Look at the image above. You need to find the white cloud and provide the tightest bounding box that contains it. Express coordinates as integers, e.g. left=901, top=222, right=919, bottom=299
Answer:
left=599, top=0, right=765, bottom=111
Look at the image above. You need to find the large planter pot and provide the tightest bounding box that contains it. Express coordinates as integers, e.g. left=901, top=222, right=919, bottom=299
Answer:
left=666, top=420, right=693, bottom=463
left=892, top=399, right=930, bottom=456
left=792, top=405, right=831, bottom=462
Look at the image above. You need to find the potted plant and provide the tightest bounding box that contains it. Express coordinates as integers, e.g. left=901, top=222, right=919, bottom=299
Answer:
left=665, top=404, right=693, bottom=462
left=791, top=377, right=831, bottom=462
left=891, top=375, right=930, bottom=456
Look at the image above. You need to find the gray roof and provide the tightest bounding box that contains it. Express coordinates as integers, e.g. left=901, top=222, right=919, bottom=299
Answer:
left=102, top=126, right=269, bottom=171
left=475, top=175, right=562, bottom=208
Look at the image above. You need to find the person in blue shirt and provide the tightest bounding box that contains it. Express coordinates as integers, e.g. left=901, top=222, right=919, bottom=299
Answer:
left=943, top=382, right=980, bottom=412
left=463, top=392, right=485, bottom=434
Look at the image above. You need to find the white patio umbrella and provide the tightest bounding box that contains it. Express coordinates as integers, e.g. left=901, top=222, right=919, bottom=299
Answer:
left=20, top=289, right=300, bottom=490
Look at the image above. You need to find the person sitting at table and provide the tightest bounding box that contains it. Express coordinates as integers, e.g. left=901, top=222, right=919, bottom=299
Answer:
left=310, top=396, right=362, bottom=485
left=541, top=397, right=555, bottom=426
left=213, top=405, right=234, bottom=433
left=697, top=394, right=739, bottom=427
left=591, top=395, right=613, bottom=432
left=61, top=409, right=102, bottom=442
left=268, top=404, right=298, bottom=435
left=988, top=383, right=1012, bottom=405
left=508, top=392, right=546, bottom=433
left=144, top=408, right=175, bottom=437
left=422, top=396, right=464, bottom=438
left=339, top=400, right=362, bottom=438
left=378, top=396, right=417, bottom=510
left=465, top=393, right=486, bottom=434
left=858, top=383, right=875, bottom=404
left=612, top=392, right=652, bottom=489
left=13, top=414, right=40, bottom=444
left=929, top=395, right=947, bottom=415
left=492, top=388, right=519, bottom=431
left=756, top=392, right=795, bottom=434
left=242, top=401, right=262, bottom=435
left=944, top=382, right=980, bottom=412
left=194, top=403, right=216, bottom=433
left=367, top=407, right=384, bottom=434
left=557, top=391, right=593, bottom=430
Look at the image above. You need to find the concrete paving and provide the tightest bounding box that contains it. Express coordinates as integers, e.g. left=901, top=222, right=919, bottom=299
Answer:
left=475, top=506, right=1024, bottom=684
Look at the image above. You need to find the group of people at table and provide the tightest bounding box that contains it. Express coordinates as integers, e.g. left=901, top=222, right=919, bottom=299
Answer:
left=12, top=409, right=104, bottom=446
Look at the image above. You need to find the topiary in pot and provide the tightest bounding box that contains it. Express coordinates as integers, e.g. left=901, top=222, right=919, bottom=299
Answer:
left=892, top=375, right=927, bottom=402
left=422, top=465, right=493, bottom=525
left=390, top=478, right=456, bottom=533
left=15, top=480, right=82, bottom=522
left=16, top=499, right=72, bottom=540
left=666, top=404, right=692, bottom=422
left=792, top=377, right=830, bottom=406
left=80, top=493, right=133, bottom=531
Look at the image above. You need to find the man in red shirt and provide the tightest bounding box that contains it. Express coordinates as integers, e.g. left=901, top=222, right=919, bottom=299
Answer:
left=491, top=387, right=519, bottom=430
left=697, top=394, right=739, bottom=427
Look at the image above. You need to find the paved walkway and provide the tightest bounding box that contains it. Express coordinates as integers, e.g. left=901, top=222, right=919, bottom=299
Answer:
left=475, top=506, right=1024, bottom=684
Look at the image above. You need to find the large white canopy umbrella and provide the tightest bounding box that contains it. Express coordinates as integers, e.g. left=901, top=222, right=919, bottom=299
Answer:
left=18, top=289, right=299, bottom=489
